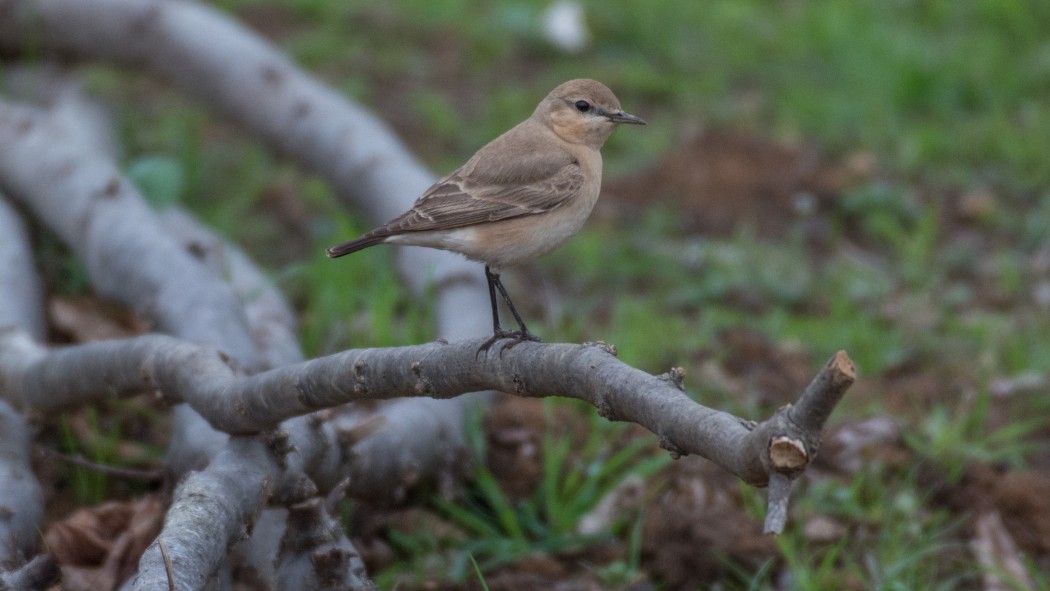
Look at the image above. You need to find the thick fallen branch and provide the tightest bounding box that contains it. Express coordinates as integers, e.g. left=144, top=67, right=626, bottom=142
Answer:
left=134, top=436, right=278, bottom=591
left=0, top=100, right=260, bottom=370
left=0, top=400, right=40, bottom=569
left=0, top=87, right=469, bottom=586
left=0, top=196, right=45, bottom=570
left=0, top=196, right=45, bottom=341
left=0, top=34, right=480, bottom=501
left=0, top=554, right=58, bottom=591
left=0, top=95, right=375, bottom=585
left=0, top=0, right=491, bottom=330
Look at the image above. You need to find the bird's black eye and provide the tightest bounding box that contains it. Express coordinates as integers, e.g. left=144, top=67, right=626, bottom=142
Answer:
left=574, top=100, right=591, bottom=112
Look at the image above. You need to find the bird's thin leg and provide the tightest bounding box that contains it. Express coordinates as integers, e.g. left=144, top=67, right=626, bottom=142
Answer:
left=490, top=271, right=532, bottom=337
left=485, top=265, right=503, bottom=334
left=477, top=266, right=541, bottom=357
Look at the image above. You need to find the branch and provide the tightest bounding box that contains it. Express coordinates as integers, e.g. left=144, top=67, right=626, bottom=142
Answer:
left=0, top=400, right=41, bottom=568
left=0, top=100, right=261, bottom=371
left=0, top=4, right=493, bottom=499
left=762, top=351, right=856, bottom=533
left=0, top=554, right=58, bottom=591
left=0, top=85, right=465, bottom=584
left=0, top=0, right=491, bottom=333
left=0, top=196, right=45, bottom=341
left=131, top=437, right=276, bottom=591
left=0, top=196, right=45, bottom=569
left=2, top=332, right=854, bottom=491
left=0, top=25, right=480, bottom=497
left=0, top=322, right=852, bottom=583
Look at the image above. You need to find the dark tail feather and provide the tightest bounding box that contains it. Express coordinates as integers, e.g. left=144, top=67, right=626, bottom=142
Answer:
left=325, top=233, right=388, bottom=258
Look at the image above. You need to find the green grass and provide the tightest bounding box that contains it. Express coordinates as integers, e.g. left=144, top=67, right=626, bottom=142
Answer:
left=379, top=401, right=669, bottom=584
left=202, top=0, right=1050, bottom=190
left=58, top=410, right=116, bottom=505
left=284, top=208, right=436, bottom=355
left=737, top=466, right=977, bottom=590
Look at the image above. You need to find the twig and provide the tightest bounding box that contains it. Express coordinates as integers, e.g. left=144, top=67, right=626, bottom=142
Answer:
left=763, top=472, right=793, bottom=534
left=157, top=538, right=175, bottom=591
left=763, top=350, right=857, bottom=534
left=41, top=449, right=165, bottom=482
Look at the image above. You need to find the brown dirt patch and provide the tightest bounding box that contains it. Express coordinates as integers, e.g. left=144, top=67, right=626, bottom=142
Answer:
left=993, top=470, right=1050, bottom=562
left=483, top=396, right=552, bottom=501
left=604, top=130, right=876, bottom=238
left=642, top=460, right=777, bottom=589
left=714, top=327, right=816, bottom=410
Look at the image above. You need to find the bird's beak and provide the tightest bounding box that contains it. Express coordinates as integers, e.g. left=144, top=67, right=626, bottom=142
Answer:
left=607, top=111, right=646, bottom=125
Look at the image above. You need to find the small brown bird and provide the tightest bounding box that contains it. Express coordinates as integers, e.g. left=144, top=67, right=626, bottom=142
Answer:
left=327, top=79, right=645, bottom=352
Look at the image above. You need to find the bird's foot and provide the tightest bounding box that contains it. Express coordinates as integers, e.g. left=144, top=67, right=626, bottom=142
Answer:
left=476, top=329, right=543, bottom=358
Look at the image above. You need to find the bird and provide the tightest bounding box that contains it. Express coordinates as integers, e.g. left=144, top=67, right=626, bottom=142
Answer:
left=326, top=79, right=645, bottom=353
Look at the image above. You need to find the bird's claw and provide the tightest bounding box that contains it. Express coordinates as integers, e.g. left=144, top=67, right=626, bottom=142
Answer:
left=475, top=330, right=542, bottom=358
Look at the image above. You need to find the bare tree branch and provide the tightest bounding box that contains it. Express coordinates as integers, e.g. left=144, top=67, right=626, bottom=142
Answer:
left=0, top=90, right=463, bottom=586
left=1, top=331, right=854, bottom=493
left=0, top=196, right=45, bottom=341
left=157, top=208, right=304, bottom=370
left=0, top=196, right=45, bottom=569
left=133, top=437, right=276, bottom=591
left=0, top=554, right=58, bottom=591
left=0, top=0, right=486, bottom=502
left=0, top=101, right=261, bottom=371
left=0, top=401, right=41, bottom=568
left=17, top=76, right=376, bottom=585
left=0, top=0, right=490, bottom=331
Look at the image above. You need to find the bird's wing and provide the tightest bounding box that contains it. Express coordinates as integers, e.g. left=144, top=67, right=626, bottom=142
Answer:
left=375, top=158, right=584, bottom=235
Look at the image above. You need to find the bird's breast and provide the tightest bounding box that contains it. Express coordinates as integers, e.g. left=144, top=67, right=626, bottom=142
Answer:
left=465, top=170, right=601, bottom=268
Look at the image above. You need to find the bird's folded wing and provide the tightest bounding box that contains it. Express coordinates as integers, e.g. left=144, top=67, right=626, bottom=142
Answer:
left=378, top=162, right=585, bottom=234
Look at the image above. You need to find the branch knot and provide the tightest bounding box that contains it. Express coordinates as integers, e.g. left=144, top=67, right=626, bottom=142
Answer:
left=584, top=340, right=618, bottom=356
left=657, top=366, right=686, bottom=391
left=264, top=429, right=295, bottom=469
left=657, top=434, right=687, bottom=459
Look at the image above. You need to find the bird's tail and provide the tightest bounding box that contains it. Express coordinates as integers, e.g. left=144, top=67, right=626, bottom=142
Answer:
left=325, top=233, right=388, bottom=258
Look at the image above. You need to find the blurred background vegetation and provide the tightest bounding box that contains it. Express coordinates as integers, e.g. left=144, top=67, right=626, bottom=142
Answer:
left=56, top=0, right=1050, bottom=588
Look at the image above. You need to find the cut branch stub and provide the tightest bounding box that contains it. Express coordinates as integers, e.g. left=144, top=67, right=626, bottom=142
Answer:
left=768, top=435, right=808, bottom=474
left=760, top=350, right=857, bottom=534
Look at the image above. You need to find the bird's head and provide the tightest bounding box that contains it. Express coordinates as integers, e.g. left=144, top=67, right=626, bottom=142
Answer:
left=537, top=79, right=645, bottom=148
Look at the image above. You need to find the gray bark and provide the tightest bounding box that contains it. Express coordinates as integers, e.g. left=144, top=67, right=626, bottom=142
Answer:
left=0, top=331, right=853, bottom=491
left=0, top=0, right=490, bottom=324
left=0, top=98, right=378, bottom=587
left=0, top=197, right=45, bottom=340
left=0, top=0, right=486, bottom=502
left=0, top=197, right=45, bottom=570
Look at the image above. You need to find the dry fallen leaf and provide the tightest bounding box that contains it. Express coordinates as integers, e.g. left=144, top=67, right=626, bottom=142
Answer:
left=48, top=295, right=150, bottom=343
left=970, top=510, right=1034, bottom=591
left=45, top=496, right=165, bottom=591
